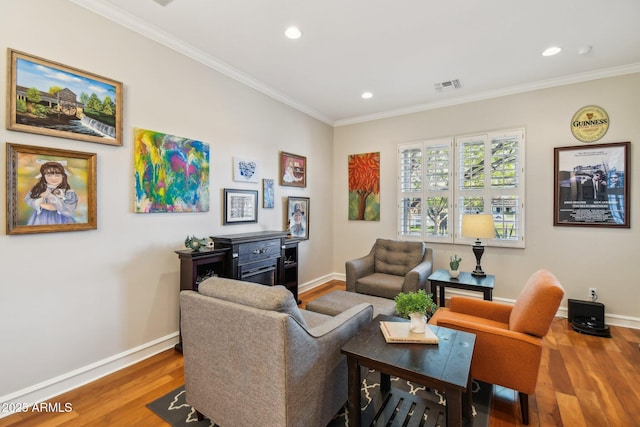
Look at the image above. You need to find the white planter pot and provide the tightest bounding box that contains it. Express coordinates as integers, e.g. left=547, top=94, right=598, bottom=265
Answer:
left=409, top=312, right=427, bottom=333
left=449, top=269, right=460, bottom=279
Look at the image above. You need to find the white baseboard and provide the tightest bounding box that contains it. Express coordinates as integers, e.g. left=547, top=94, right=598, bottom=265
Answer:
left=449, top=289, right=640, bottom=330
left=0, top=332, right=179, bottom=419
left=310, top=274, right=640, bottom=330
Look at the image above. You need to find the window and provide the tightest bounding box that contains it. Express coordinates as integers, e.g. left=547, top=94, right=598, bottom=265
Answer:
left=398, top=129, right=525, bottom=248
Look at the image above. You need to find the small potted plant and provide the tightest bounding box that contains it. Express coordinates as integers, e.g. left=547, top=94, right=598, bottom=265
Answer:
left=449, top=254, right=462, bottom=279
left=394, top=289, right=438, bottom=333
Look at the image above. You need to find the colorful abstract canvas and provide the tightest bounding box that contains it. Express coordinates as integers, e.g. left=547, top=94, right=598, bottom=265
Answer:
left=134, top=128, right=209, bottom=213
left=348, top=152, right=380, bottom=221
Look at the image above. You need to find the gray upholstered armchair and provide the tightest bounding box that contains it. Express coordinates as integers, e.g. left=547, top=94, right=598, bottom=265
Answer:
left=180, top=277, right=373, bottom=427
left=346, top=238, right=433, bottom=299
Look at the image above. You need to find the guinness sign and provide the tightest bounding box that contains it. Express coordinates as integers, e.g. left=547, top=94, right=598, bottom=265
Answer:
left=571, top=105, right=609, bottom=143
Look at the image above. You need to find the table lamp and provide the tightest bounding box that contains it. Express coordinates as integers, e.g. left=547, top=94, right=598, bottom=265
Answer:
left=461, top=213, right=495, bottom=277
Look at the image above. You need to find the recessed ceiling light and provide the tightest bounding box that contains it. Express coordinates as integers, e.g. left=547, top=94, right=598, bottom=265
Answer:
left=285, top=26, right=302, bottom=40
left=361, top=92, right=373, bottom=99
left=542, top=46, right=562, bottom=57
left=578, top=46, right=593, bottom=56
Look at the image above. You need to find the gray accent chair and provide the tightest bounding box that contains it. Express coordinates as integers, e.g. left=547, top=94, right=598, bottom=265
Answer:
left=180, top=276, right=373, bottom=427
left=346, top=238, right=434, bottom=299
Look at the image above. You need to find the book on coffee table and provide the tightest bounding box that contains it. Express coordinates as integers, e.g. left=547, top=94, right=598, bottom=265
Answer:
left=379, top=321, right=439, bottom=344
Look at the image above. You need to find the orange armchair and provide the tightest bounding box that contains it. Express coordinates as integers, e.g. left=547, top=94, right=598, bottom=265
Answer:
left=428, top=269, right=564, bottom=424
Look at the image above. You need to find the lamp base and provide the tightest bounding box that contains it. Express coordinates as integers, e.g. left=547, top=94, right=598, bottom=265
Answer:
left=471, top=241, right=487, bottom=277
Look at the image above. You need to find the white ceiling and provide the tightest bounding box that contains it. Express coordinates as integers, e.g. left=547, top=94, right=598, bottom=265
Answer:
left=71, top=0, right=640, bottom=126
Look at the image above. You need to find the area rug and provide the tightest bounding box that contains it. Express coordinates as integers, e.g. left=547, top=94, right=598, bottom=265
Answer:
left=147, top=370, right=492, bottom=427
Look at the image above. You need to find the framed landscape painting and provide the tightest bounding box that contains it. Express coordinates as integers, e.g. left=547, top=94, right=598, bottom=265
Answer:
left=6, top=143, right=97, bottom=234
left=6, top=49, right=123, bottom=146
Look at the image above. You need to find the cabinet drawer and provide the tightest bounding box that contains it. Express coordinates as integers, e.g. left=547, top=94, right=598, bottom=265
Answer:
left=238, top=238, right=281, bottom=264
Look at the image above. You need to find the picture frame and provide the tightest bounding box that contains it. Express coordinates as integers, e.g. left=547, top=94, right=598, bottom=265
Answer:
left=263, top=178, right=274, bottom=208
left=6, top=143, right=97, bottom=234
left=233, top=156, right=259, bottom=183
left=280, top=151, right=306, bottom=187
left=223, top=188, right=258, bottom=224
left=6, top=49, right=123, bottom=146
left=286, top=196, right=310, bottom=240
left=554, top=142, right=630, bottom=228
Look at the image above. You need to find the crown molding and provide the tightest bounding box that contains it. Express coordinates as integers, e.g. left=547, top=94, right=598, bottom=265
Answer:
left=69, top=0, right=334, bottom=125
left=334, top=63, right=640, bottom=127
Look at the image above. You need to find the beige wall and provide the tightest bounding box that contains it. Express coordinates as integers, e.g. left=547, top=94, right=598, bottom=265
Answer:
left=333, top=73, right=640, bottom=320
left=2, top=0, right=639, bottom=412
left=0, top=0, right=333, bottom=404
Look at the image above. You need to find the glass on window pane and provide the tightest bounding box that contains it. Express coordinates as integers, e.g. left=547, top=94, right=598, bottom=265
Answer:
left=399, top=197, right=421, bottom=236
left=425, top=197, right=448, bottom=236
left=459, top=140, right=485, bottom=190
left=491, top=137, right=519, bottom=188
left=400, top=148, right=422, bottom=192
left=491, top=196, right=519, bottom=240
left=425, top=145, right=449, bottom=192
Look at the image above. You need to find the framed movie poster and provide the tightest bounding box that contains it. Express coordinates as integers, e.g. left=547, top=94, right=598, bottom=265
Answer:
left=223, top=188, right=258, bottom=224
left=6, top=143, right=97, bottom=234
left=286, top=196, right=309, bottom=240
left=554, top=142, right=630, bottom=228
left=7, top=49, right=123, bottom=146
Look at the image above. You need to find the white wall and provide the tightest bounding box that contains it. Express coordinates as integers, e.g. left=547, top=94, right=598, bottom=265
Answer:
left=0, top=0, right=333, bottom=406
left=333, top=73, right=640, bottom=323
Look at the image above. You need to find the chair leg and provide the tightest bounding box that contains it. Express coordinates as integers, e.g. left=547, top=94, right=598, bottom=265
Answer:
left=518, top=392, right=529, bottom=425
left=196, top=410, right=204, bottom=421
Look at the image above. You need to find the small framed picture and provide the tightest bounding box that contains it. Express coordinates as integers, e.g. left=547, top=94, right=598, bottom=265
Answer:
left=263, top=179, right=274, bottom=208
left=233, top=156, right=259, bottom=183
left=287, top=196, right=309, bottom=240
left=280, top=151, right=306, bottom=187
left=7, top=49, right=123, bottom=146
left=223, top=188, right=258, bottom=224
left=6, top=143, right=97, bottom=234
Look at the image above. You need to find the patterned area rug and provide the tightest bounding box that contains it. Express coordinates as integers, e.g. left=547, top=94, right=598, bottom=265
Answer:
left=147, top=370, right=492, bottom=427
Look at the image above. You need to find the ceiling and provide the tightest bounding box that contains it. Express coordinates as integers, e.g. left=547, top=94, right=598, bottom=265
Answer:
left=71, top=0, right=640, bottom=126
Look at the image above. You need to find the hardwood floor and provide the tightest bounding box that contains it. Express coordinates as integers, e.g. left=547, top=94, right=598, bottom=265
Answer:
left=2, top=280, right=639, bottom=426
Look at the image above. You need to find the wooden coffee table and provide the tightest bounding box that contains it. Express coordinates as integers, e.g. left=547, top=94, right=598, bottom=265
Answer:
left=341, top=314, right=476, bottom=427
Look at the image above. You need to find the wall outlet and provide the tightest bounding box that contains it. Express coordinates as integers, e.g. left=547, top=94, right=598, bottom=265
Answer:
left=589, top=288, right=597, bottom=300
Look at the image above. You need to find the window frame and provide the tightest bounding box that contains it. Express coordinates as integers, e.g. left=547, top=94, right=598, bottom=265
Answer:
left=397, top=129, right=525, bottom=248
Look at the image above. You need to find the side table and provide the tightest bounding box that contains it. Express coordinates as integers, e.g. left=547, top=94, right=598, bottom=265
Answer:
left=428, top=269, right=494, bottom=307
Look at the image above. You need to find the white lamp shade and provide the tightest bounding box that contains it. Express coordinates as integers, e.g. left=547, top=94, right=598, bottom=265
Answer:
left=461, top=214, right=495, bottom=239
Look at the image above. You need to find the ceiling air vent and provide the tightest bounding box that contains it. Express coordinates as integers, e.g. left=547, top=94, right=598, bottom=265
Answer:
left=434, top=79, right=462, bottom=93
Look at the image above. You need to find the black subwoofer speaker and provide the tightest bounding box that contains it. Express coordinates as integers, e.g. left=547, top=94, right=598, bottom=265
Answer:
left=567, top=299, right=610, bottom=337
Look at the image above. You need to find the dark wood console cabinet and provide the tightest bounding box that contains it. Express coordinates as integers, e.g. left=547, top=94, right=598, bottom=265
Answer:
left=174, top=247, right=229, bottom=352
left=210, top=230, right=299, bottom=302
left=175, top=248, right=229, bottom=292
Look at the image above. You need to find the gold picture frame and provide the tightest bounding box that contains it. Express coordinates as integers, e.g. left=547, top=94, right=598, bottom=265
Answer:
left=6, top=49, right=123, bottom=146
left=6, top=143, right=97, bottom=234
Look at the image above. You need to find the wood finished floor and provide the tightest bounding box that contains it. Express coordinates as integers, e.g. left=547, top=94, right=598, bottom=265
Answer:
left=1, top=280, right=639, bottom=426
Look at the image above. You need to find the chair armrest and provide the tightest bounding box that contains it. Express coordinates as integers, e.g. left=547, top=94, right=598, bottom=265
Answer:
left=305, top=303, right=373, bottom=337
left=345, top=252, right=375, bottom=292
left=433, top=316, right=543, bottom=393
left=449, top=296, right=512, bottom=323
left=402, top=250, right=433, bottom=293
